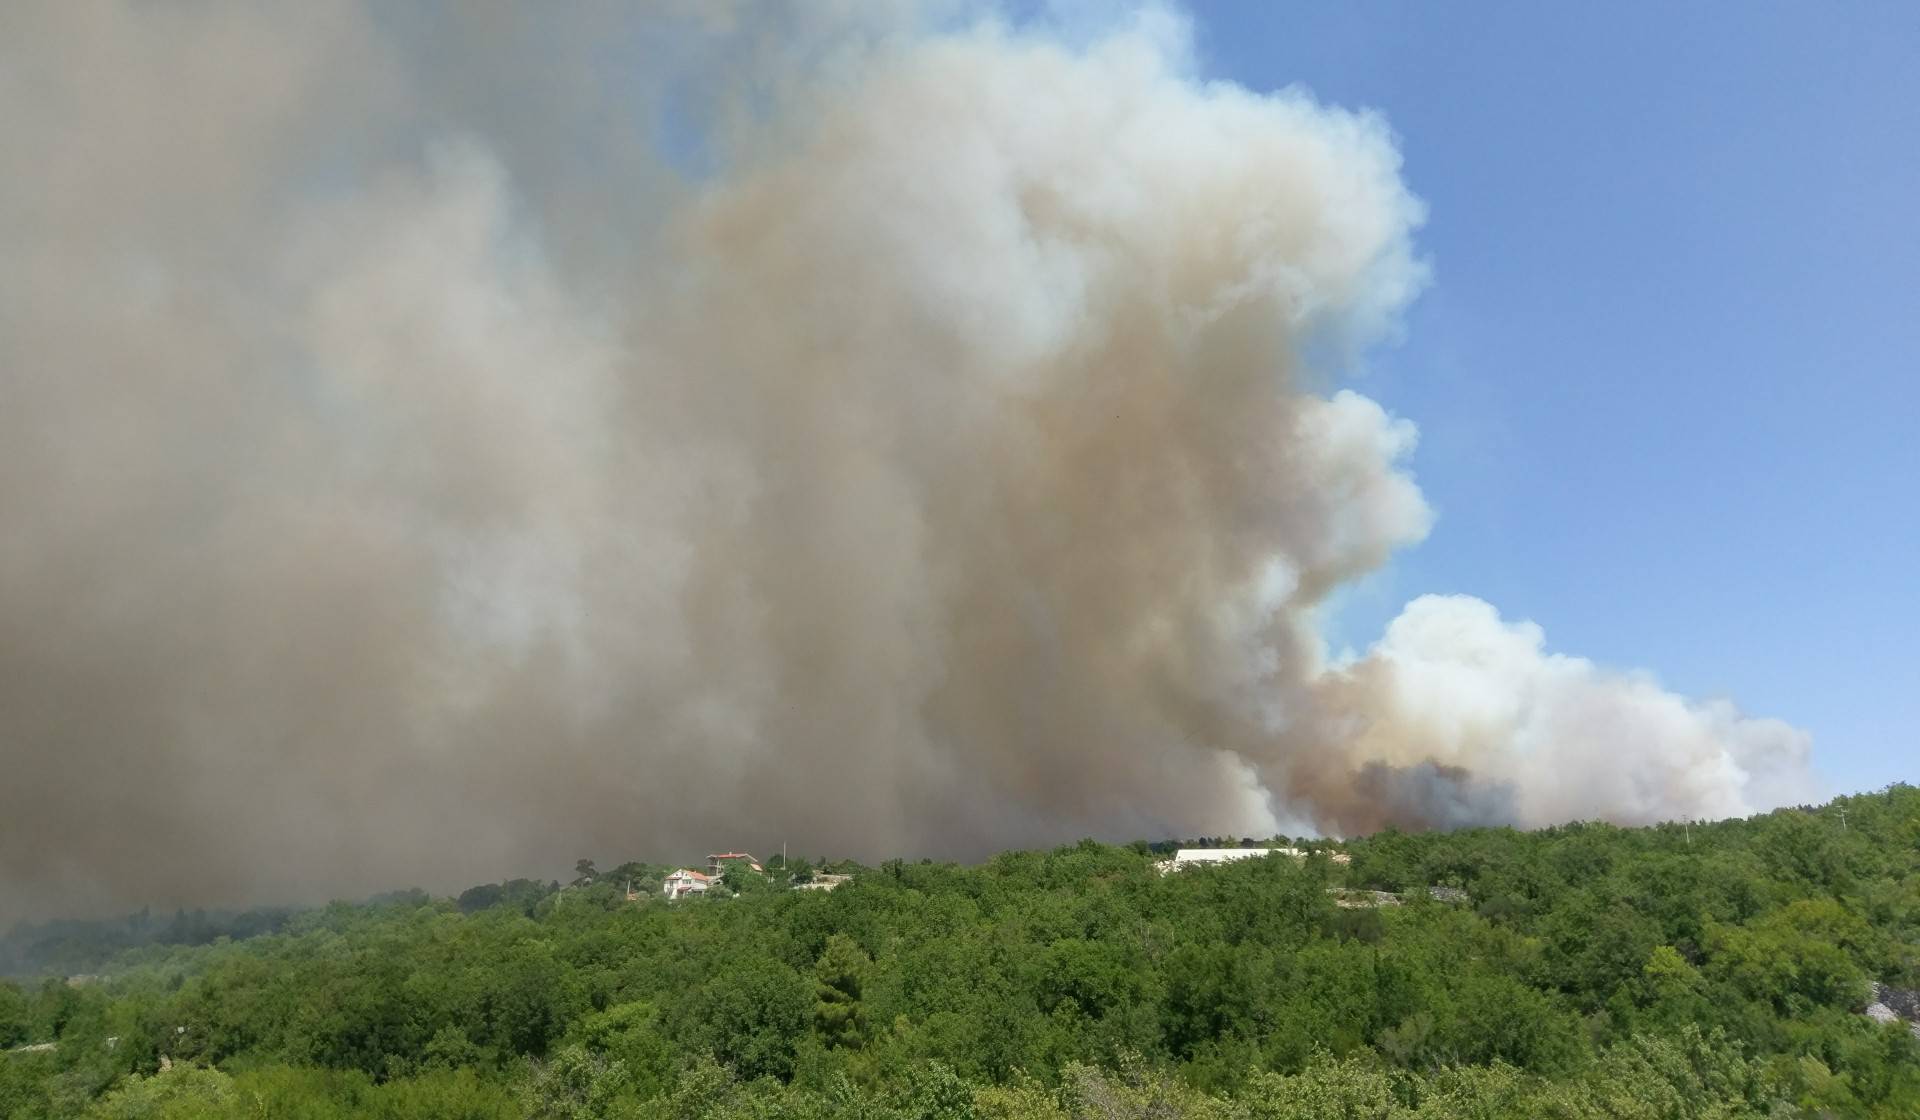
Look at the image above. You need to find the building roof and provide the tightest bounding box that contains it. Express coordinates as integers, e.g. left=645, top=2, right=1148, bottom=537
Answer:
left=1172, top=847, right=1297, bottom=861
left=1155, top=847, right=1350, bottom=873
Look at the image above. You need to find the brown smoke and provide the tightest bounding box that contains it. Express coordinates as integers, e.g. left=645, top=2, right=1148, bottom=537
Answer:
left=0, top=2, right=1812, bottom=923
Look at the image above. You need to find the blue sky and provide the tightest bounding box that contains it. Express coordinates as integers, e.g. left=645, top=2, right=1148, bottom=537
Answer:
left=1179, top=2, right=1918, bottom=797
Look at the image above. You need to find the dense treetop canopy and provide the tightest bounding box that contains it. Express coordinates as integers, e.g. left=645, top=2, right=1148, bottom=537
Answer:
left=3, top=787, right=1916, bottom=1118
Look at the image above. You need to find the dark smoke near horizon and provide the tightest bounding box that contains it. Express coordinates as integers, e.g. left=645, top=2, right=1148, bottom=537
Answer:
left=0, top=2, right=1813, bottom=924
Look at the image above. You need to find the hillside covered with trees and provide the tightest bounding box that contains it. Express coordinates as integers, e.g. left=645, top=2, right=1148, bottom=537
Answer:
left=3, top=787, right=1917, bottom=1119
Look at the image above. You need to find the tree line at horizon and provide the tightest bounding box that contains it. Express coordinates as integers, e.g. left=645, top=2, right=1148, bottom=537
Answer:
left=3, top=786, right=1917, bottom=1118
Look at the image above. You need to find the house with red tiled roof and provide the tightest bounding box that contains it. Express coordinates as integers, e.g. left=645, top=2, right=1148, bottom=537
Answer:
left=707, top=852, right=763, bottom=875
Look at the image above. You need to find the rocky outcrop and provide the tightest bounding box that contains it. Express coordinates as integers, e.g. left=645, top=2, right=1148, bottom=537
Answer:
left=1863, top=983, right=1920, bottom=1039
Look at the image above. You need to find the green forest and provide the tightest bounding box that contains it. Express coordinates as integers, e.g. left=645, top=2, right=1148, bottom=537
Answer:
left=4, top=787, right=1917, bottom=1119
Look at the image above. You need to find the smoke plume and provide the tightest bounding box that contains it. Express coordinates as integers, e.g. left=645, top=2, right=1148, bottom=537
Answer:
left=0, top=2, right=1813, bottom=921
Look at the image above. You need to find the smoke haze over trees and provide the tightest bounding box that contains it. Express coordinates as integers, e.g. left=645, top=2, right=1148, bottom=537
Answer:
left=0, top=2, right=1815, bottom=923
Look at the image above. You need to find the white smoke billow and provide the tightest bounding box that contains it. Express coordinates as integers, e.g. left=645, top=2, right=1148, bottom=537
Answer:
left=0, top=2, right=1814, bottom=920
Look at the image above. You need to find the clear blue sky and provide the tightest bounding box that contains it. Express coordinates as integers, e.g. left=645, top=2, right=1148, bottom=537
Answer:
left=1180, top=2, right=1918, bottom=798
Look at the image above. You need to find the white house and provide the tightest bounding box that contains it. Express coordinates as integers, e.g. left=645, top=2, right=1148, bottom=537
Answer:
left=793, top=873, right=852, bottom=892
left=663, top=868, right=714, bottom=900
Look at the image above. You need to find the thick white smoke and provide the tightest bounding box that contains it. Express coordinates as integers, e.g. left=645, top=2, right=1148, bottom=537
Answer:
left=0, top=2, right=1813, bottom=921
left=1280, top=595, right=1814, bottom=834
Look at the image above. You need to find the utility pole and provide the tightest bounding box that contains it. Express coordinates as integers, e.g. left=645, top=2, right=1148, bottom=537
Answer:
left=1838, top=807, right=1848, bottom=832
left=1683, top=819, right=1692, bottom=849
